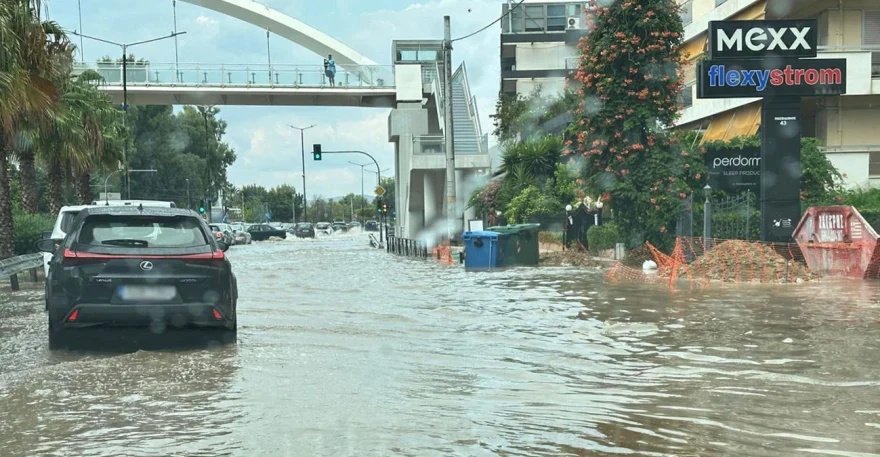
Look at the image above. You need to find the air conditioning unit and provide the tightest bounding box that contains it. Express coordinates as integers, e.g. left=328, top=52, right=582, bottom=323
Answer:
left=567, top=17, right=582, bottom=29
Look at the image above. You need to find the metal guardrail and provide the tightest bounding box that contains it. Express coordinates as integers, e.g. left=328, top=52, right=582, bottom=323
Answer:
left=0, top=253, right=42, bottom=291
left=387, top=235, right=429, bottom=258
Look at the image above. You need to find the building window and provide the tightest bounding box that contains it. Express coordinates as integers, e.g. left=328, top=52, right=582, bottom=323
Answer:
left=547, top=5, right=567, bottom=31
left=715, top=0, right=728, bottom=6
left=510, top=6, right=524, bottom=32
left=681, top=1, right=693, bottom=26
left=524, top=5, right=545, bottom=32
left=567, top=3, right=583, bottom=17
left=869, top=151, right=880, bottom=176
left=865, top=11, right=880, bottom=75
left=679, top=84, right=694, bottom=108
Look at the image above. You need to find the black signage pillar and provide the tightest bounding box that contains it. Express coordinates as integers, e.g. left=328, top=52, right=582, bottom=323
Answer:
left=760, top=97, right=802, bottom=242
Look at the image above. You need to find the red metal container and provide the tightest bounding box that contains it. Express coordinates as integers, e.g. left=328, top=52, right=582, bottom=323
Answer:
left=792, top=206, right=880, bottom=278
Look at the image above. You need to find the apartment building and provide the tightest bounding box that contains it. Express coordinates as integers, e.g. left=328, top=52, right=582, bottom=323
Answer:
left=500, top=0, right=587, bottom=98
left=677, top=0, right=880, bottom=188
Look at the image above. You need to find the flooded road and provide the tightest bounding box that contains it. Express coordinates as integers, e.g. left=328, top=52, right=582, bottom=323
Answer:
left=1, top=234, right=879, bottom=456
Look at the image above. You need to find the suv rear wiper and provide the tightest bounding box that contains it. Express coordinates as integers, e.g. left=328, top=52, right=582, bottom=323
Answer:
left=101, top=239, right=149, bottom=247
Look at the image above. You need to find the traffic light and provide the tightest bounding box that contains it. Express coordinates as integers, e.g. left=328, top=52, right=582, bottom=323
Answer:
left=382, top=203, right=388, bottom=214
left=198, top=199, right=206, bottom=214
left=312, top=144, right=322, bottom=161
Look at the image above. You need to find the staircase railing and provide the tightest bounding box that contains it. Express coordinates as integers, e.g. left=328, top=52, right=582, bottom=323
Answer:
left=453, top=62, right=485, bottom=154
left=432, top=62, right=445, bottom=134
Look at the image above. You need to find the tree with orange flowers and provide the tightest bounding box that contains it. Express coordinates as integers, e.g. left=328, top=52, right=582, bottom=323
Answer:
left=569, top=0, right=700, bottom=249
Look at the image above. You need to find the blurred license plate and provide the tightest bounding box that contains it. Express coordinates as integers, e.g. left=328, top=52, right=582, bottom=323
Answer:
left=119, top=285, right=176, bottom=301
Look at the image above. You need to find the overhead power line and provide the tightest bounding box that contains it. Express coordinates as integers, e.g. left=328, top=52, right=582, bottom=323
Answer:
left=451, top=0, right=527, bottom=43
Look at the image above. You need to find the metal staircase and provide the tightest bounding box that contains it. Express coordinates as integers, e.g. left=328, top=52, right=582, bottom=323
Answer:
left=428, top=62, right=486, bottom=155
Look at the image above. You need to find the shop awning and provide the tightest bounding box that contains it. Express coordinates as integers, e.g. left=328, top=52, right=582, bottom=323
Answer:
left=700, top=102, right=762, bottom=144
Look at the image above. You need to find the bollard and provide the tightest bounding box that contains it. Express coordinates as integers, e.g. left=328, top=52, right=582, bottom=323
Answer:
left=9, top=273, right=19, bottom=291
left=703, top=184, right=712, bottom=253
left=29, top=267, right=37, bottom=282
left=615, top=243, right=626, bottom=261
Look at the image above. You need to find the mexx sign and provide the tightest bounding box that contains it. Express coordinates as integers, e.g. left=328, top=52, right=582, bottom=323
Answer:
left=709, top=19, right=818, bottom=60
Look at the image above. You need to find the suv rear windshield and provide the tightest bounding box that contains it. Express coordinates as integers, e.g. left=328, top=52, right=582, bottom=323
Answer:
left=77, top=215, right=208, bottom=248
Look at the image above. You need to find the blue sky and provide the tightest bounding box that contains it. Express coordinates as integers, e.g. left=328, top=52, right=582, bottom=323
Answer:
left=47, top=0, right=501, bottom=199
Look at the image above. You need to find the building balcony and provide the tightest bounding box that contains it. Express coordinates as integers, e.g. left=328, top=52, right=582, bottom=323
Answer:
left=410, top=136, right=490, bottom=170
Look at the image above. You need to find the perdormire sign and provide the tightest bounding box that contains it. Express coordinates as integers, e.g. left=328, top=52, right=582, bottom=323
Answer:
left=708, top=19, right=818, bottom=60
left=705, top=145, right=761, bottom=192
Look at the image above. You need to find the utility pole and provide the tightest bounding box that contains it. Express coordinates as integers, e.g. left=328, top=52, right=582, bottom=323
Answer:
left=443, top=16, right=457, bottom=242
left=186, top=178, right=190, bottom=209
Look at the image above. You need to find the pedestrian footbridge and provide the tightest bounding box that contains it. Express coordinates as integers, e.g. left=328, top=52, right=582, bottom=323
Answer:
left=74, top=62, right=396, bottom=107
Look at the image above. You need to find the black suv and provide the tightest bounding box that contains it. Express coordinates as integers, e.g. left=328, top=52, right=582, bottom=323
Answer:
left=38, top=206, right=237, bottom=349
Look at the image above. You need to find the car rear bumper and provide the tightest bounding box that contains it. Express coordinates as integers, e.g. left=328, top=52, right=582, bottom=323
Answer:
left=54, top=303, right=234, bottom=329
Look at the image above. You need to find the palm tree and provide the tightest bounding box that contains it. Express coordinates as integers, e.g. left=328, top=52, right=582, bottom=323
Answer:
left=0, top=0, right=67, bottom=258
left=16, top=20, right=74, bottom=213
left=68, top=72, right=122, bottom=204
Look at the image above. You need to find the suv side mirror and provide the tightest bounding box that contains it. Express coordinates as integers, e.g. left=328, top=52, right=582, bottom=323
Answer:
left=35, top=238, right=57, bottom=253
left=217, top=241, right=230, bottom=252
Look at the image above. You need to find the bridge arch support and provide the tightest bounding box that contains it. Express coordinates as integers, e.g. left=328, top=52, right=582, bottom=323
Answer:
left=178, top=0, right=377, bottom=68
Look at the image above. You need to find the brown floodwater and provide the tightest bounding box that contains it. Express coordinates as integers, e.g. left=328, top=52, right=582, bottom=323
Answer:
left=0, top=234, right=878, bottom=456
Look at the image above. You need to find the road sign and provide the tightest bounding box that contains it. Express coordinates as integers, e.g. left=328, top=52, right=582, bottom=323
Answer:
left=375, top=186, right=385, bottom=196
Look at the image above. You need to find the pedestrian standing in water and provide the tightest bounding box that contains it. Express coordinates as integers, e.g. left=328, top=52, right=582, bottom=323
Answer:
left=327, top=54, right=336, bottom=87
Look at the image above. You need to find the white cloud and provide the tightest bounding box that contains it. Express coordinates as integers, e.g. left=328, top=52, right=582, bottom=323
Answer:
left=195, top=15, right=218, bottom=26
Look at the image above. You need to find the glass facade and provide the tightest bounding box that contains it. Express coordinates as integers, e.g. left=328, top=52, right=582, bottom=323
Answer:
left=503, top=2, right=585, bottom=34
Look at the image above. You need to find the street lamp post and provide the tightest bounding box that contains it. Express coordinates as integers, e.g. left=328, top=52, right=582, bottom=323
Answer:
left=71, top=30, right=186, bottom=199
left=288, top=124, right=315, bottom=220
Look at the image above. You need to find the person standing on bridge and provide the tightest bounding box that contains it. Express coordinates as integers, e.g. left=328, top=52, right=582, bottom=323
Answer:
left=326, top=54, right=336, bottom=87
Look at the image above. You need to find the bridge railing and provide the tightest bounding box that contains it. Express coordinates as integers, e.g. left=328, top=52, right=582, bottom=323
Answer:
left=387, top=235, right=429, bottom=258
left=73, top=63, right=396, bottom=88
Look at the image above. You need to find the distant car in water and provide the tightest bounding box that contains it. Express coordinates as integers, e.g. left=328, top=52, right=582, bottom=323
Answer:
left=37, top=206, right=237, bottom=349
left=228, top=223, right=252, bottom=245
left=331, top=222, right=347, bottom=233
left=294, top=222, right=316, bottom=238
left=209, top=223, right=235, bottom=245
left=315, top=222, right=332, bottom=235
left=365, top=220, right=379, bottom=232
left=247, top=224, right=287, bottom=241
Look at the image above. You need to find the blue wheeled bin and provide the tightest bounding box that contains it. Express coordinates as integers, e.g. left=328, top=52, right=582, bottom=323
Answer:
left=462, top=231, right=508, bottom=271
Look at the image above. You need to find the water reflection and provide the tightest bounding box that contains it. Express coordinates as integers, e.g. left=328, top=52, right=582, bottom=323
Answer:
left=0, top=235, right=878, bottom=456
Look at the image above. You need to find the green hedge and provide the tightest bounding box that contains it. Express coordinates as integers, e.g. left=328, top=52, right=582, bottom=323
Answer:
left=14, top=212, right=55, bottom=256
left=587, top=223, right=620, bottom=255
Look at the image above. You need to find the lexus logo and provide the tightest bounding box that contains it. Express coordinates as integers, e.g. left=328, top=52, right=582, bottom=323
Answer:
left=139, top=261, right=154, bottom=271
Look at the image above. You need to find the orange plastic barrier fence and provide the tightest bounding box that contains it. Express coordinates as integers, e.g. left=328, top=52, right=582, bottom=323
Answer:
left=432, top=243, right=454, bottom=264
left=606, top=237, right=880, bottom=289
